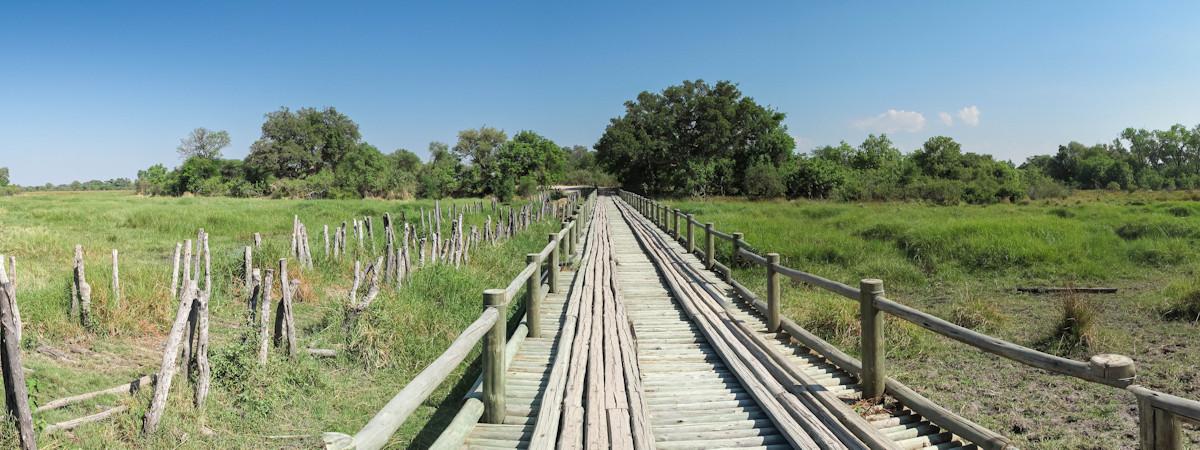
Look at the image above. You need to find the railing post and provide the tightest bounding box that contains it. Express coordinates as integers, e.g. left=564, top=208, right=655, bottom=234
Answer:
left=673, top=209, right=680, bottom=239
left=1137, top=397, right=1182, bottom=449
left=483, top=289, right=507, bottom=424
left=767, top=253, right=781, bottom=332
left=526, top=253, right=543, bottom=338
left=686, top=214, right=695, bottom=253
left=547, top=234, right=560, bottom=294
left=704, top=223, right=715, bottom=269
left=860, top=279, right=885, bottom=402
left=562, top=221, right=573, bottom=259
left=731, top=232, right=744, bottom=268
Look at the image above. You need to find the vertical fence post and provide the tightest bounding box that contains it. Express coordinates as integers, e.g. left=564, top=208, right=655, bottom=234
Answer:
left=672, top=209, right=680, bottom=239
left=562, top=221, right=573, bottom=259
left=1138, top=396, right=1182, bottom=450
left=731, top=232, right=744, bottom=269
left=766, top=253, right=781, bottom=332
left=686, top=214, right=695, bottom=253
left=704, top=223, right=715, bottom=269
left=483, top=289, right=507, bottom=424
left=547, top=234, right=560, bottom=294
left=526, top=254, right=543, bottom=338
left=860, top=279, right=885, bottom=402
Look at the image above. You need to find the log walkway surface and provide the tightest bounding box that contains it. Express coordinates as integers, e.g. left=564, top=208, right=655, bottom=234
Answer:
left=441, top=196, right=976, bottom=450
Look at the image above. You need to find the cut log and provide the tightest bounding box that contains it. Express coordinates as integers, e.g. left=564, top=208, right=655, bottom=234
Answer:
left=36, top=374, right=155, bottom=412
left=45, top=405, right=128, bottom=434
left=1016, top=287, right=1118, bottom=294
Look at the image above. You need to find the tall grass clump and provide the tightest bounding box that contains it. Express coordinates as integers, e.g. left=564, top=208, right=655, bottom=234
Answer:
left=1040, top=292, right=1100, bottom=354
left=1160, top=279, right=1200, bottom=323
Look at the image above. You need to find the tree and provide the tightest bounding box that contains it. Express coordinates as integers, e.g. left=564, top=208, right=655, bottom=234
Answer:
left=333, top=143, right=389, bottom=198
left=245, top=107, right=361, bottom=180
left=595, top=80, right=795, bottom=196
left=911, top=136, right=963, bottom=179
left=177, top=128, right=231, bottom=160
left=0, top=167, right=8, bottom=187
left=135, top=164, right=170, bottom=195
left=491, top=131, right=567, bottom=199
left=418, top=142, right=462, bottom=198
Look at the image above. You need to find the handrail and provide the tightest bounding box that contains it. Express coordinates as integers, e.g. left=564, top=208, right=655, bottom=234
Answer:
left=322, top=308, right=500, bottom=449
left=617, top=188, right=1198, bottom=450
left=325, top=189, right=596, bottom=450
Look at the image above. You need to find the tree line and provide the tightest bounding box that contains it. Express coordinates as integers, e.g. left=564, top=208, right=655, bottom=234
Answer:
left=134, top=107, right=609, bottom=199
left=595, top=79, right=1200, bottom=204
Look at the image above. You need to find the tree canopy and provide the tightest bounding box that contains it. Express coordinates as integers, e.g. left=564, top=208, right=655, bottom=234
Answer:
left=177, top=128, right=231, bottom=160
left=595, top=80, right=795, bottom=197
left=245, top=107, right=362, bottom=180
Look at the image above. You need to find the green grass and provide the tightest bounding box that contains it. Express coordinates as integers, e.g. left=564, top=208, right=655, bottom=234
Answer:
left=666, top=191, right=1200, bottom=448
left=0, top=190, right=560, bottom=448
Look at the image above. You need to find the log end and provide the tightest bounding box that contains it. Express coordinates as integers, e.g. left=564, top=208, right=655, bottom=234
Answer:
left=321, top=432, right=356, bottom=449
left=1090, top=353, right=1136, bottom=385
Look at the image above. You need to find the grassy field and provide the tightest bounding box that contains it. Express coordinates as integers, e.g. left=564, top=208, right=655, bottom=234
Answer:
left=0, top=191, right=560, bottom=448
left=666, top=191, right=1200, bottom=448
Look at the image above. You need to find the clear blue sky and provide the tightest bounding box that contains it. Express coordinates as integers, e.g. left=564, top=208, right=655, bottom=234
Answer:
left=3, top=1, right=1199, bottom=185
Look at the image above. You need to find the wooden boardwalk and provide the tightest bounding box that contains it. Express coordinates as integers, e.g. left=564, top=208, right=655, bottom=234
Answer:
left=447, top=196, right=977, bottom=449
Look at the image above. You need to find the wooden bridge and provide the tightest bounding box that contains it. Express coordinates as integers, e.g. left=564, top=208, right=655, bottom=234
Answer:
left=323, top=191, right=1200, bottom=450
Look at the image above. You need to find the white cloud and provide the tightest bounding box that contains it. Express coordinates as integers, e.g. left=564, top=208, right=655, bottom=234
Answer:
left=938, top=112, right=953, bottom=126
left=957, top=105, right=981, bottom=126
left=853, top=109, right=926, bottom=133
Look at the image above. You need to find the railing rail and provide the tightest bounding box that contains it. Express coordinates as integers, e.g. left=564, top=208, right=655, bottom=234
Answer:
left=618, top=189, right=1200, bottom=450
left=324, top=189, right=596, bottom=450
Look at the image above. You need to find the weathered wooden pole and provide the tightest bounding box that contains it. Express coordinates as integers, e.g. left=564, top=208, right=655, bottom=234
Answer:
left=672, top=209, right=680, bottom=238
left=704, top=223, right=715, bottom=269
left=860, top=278, right=885, bottom=401
left=111, top=249, right=120, bottom=309
left=547, top=234, right=560, bottom=294
left=731, top=232, right=744, bottom=269
left=0, top=257, right=19, bottom=343
left=526, top=254, right=543, bottom=338
left=258, top=269, right=273, bottom=366
left=482, top=289, right=507, bottom=424
left=0, top=278, right=35, bottom=450
left=243, top=246, right=253, bottom=293
left=1137, top=396, right=1181, bottom=449
left=254, top=232, right=262, bottom=248
left=73, top=245, right=92, bottom=328
left=561, top=221, right=573, bottom=259
left=686, top=214, right=695, bottom=253
left=170, top=242, right=182, bottom=299
left=766, top=253, right=781, bottom=333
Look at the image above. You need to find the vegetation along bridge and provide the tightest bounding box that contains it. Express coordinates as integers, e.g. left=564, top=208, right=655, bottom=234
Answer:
left=323, top=191, right=1200, bottom=450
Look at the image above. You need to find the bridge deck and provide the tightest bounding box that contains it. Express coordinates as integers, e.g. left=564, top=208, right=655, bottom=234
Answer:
left=454, top=196, right=975, bottom=449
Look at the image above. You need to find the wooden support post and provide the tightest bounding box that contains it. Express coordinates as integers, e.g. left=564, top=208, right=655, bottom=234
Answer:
left=244, top=246, right=253, bottom=293
left=731, top=232, right=744, bottom=269
left=860, top=278, right=885, bottom=401
left=1137, top=397, right=1181, bottom=449
left=170, top=243, right=181, bottom=300
left=547, top=234, right=560, bottom=294
left=111, top=249, right=120, bottom=309
left=482, top=289, right=507, bottom=424
left=672, top=209, right=680, bottom=238
left=0, top=279, right=35, bottom=450
left=704, top=223, right=715, bottom=269
left=562, top=221, right=573, bottom=259
left=526, top=254, right=542, bottom=338
left=686, top=214, right=695, bottom=253
left=766, top=253, right=781, bottom=333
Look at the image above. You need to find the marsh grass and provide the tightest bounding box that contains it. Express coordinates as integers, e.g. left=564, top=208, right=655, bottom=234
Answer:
left=0, top=190, right=558, bottom=448
left=668, top=191, right=1200, bottom=447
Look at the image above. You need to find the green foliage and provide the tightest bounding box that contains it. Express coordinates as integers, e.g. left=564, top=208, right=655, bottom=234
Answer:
left=490, top=131, right=566, bottom=200
left=245, top=107, right=362, bottom=180
left=177, top=127, right=231, bottom=160
left=595, top=79, right=794, bottom=196
left=0, top=167, right=8, bottom=186
left=786, top=156, right=845, bottom=198
left=743, top=160, right=786, bottom=199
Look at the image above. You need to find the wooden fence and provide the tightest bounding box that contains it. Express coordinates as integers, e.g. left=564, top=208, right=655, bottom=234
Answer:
left=619, top=190, right=1200, bottom=450
left=323, top=189, right=597, bottom=450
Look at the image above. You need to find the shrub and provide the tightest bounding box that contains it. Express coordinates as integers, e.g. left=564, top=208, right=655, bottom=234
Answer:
left=786, top=157, right=845, bottom=198
left=743, top=161, right=786, bottom=199
left=905, top=178, right=964, bottom=205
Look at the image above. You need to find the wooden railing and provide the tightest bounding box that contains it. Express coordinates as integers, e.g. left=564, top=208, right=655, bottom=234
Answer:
left=619, top=190, right=1200, bottom=450
left=323, top=189, right=596, bottom=450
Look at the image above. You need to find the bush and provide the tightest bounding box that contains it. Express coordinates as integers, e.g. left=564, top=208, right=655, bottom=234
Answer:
left=743, top=161, right=785, bottom=199
left=786, top=157, right=845, bottom=198
left=905, top=178, right=964, bottom=205
left=1026, top=176, right=1072, bottom=200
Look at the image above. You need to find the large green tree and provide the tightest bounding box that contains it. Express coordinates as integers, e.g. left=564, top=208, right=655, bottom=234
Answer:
left=0, top=167, right=9, bottom=187
left=595, top=80, right=795, bottom=196
left=177, top=128, right=231, bottom=160
left=244, top=107, right=361, bottom=180
left=491, top=131, right=566, bottom=199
